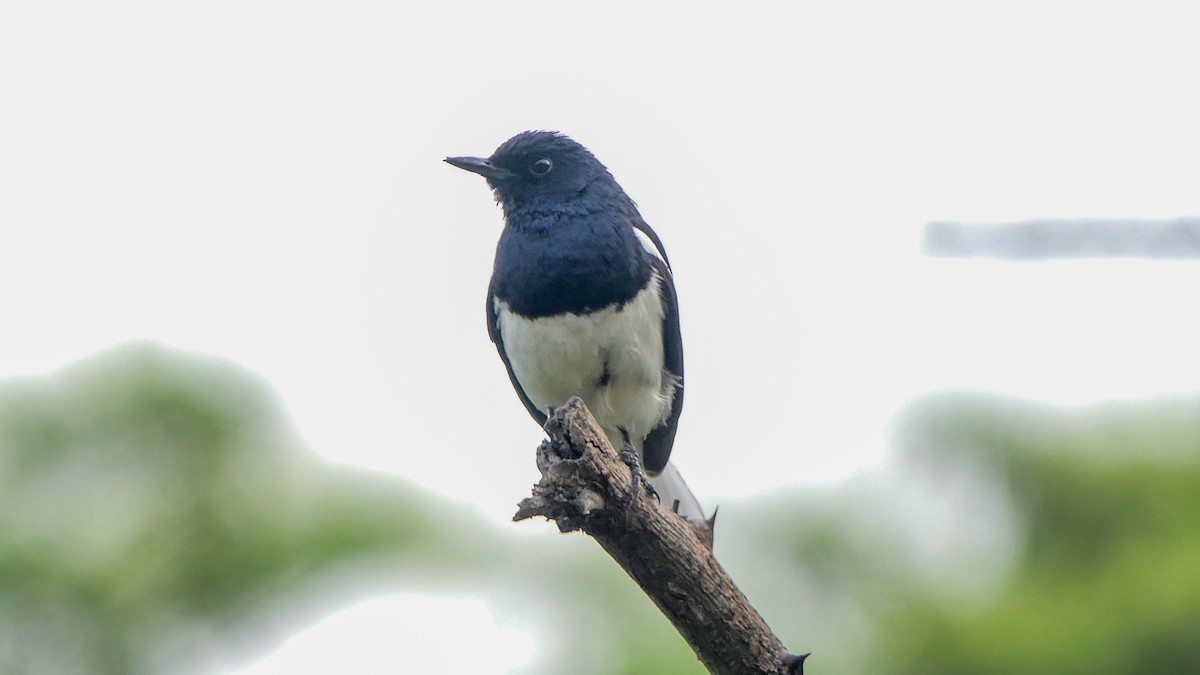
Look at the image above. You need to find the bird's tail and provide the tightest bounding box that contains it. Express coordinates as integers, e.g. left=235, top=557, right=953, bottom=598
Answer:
left=649, top=462, right=710, bottom=532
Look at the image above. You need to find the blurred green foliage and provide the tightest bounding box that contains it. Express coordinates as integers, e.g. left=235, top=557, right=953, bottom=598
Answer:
left=1, top=345, right=1197, bottom=674
left=0, top=344, right=485, bottom=673
left=0, top=344, right=698, bottom=674
left=870, top=395, right=1200, bottom=675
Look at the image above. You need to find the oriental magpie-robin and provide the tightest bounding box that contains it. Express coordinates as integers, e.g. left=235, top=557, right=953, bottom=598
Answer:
left=446, top=131, right=706, bottom=525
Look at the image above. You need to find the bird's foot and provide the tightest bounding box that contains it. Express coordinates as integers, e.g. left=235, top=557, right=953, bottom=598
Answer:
left=618, top=445, right=660, bottom=503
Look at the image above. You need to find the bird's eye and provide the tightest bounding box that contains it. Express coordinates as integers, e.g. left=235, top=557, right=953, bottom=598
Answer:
left=529, top=158, right=553, bottom=176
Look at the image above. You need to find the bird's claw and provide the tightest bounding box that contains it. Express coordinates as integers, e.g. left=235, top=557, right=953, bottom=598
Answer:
left=618, top=445, right=660, bottom=503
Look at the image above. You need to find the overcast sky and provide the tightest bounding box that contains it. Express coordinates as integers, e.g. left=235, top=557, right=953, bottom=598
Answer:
left=3, top=2, right=1199, bottom=672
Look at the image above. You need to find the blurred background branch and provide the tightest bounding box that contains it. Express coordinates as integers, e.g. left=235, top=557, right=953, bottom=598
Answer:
left=924, top=218, right=1200, bottom=258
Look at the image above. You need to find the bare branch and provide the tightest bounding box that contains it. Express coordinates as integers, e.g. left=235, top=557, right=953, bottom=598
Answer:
left=514, top=397, right=808, bottom=675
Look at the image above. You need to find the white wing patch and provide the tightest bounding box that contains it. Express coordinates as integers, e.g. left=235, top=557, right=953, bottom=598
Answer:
left=494, top=271, right=676, bottom=453
left=632, top=226, right=667, bottom=264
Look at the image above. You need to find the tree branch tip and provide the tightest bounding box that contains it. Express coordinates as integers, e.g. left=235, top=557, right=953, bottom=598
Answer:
left=783, top=651, right=810, bottom=674
left=513, top=496, right=548, bottom=523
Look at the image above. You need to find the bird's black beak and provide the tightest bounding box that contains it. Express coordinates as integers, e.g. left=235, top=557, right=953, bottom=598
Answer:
left=444, top=156, right=514, bottom=181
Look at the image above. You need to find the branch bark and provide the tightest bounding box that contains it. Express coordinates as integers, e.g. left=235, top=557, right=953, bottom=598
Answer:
left=514, top=397, right=808, bottom=675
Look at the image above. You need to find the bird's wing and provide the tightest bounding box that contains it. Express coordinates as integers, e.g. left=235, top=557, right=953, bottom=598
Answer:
left=487, top=279, right=548, bottom=426
left=632, top=214, right=673, bottom=270
left=642, top=254, right=684, bottom=474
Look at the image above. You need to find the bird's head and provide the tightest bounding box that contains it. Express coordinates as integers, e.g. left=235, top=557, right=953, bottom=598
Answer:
left=446, top=131, right=622, bottom=216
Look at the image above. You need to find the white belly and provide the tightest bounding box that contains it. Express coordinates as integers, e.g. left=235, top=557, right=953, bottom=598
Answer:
left=494, top=273, right=676, bottom=452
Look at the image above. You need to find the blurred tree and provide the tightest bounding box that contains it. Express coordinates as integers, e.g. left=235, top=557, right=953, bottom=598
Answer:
left=872, top=394, right=1200, bottom=675
left=714, top=393, right=1200, bottom=675
left=6, top=344, right=1194, bottom=675
left=0, top=343, right=704, bottom=675
left=0, top=343, right=489, bottom=673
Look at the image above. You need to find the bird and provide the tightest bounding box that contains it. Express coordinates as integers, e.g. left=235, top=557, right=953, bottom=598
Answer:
left=445, top=130, right=706, bottom=527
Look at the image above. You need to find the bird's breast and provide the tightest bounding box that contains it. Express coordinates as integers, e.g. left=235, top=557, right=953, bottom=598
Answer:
left=491, top=214, right=651, bottom=318
left=494, top=272, right=675, bottom=447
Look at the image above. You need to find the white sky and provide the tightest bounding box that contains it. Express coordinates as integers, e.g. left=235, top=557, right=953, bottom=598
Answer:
left=3, top=2, right=1199, bottom=673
